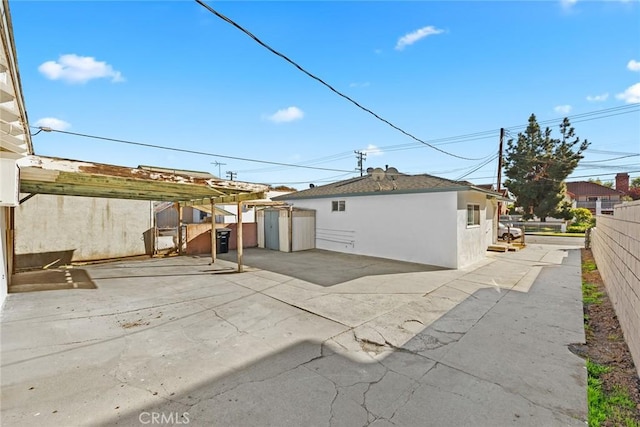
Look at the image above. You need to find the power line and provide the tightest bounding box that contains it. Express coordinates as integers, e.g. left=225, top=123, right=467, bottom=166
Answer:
left=30, top=127, right=354, bottom=173
left=230, top=106, right=639, bottom=175
left=456, top=155, right=499, bottom=181
left=195, top=0, right=487, bottom=161
left=30, top=103, right=638, bottom=179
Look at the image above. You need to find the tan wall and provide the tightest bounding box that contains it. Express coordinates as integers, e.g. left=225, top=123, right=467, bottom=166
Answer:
left=15, top=195, right=154, bottom=269
left=185, top=223, right=257, bottom=255
left=591, top=200, right=640, bottom=377
left=227, top=223, right=257, bottom=250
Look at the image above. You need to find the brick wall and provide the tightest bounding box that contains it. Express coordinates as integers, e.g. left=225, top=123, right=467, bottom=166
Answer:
left=591, top=200, right=640, bottom=377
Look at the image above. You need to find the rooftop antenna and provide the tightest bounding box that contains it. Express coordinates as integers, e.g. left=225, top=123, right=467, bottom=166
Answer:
left=211, top=160, right=227, bottom=178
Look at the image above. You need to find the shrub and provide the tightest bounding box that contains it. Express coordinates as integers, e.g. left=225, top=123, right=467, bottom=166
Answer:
left=567, top=224, right=589, bottom=233
left=571, top=207, right=593, bottom=225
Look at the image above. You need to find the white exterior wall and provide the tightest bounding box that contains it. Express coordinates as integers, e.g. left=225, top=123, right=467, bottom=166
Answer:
left=456, top=191, right=494, bottom=268
left=287, top=192, right=459, bottom=268
left=1, top=207, right=8, bottom=308
left=15, top=195, right=154, bottom=268
left=219, top=204, right=254, bottom=224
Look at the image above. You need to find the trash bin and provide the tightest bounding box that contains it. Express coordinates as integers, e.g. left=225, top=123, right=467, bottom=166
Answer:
left=216, top=228, right=232, bottom=253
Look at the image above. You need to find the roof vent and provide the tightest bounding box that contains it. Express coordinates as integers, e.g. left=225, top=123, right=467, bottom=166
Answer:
left=309, top=183, right=315, bottom=188
left=386, top=167, right=399, bottom=180
left=371, top=167, right=385, bottom=182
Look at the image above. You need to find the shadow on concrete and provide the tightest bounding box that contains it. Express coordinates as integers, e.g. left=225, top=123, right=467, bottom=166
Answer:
left=219, top=248, right=445, bottom=287
left=10, top=268, right=96, bottom=293
left=14, top=249, right=75, bottom=271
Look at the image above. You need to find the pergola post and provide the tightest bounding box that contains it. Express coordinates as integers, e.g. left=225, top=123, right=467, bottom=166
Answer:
left=237, top=201, right=243, bottom=273
left=176, top=202, right=183, bottom=255
left=210, top=198, right=216, bottom=263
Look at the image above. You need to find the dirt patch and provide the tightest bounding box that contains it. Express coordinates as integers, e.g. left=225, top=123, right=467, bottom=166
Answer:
left=577, top=248, right=640, bottom=424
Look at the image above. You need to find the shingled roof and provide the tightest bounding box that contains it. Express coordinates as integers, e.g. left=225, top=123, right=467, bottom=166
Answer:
left=565, top=181, right=625, bottom=198
left=273, top=168, right=507, bottom=201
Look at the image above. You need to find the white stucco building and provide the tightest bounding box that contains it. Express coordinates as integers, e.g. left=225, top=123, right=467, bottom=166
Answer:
left=1, top=0, right=33, bottom=308
left=273, top=167, right=507, bottom=269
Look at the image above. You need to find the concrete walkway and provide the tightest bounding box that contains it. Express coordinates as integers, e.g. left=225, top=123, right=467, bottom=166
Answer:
left=1, top=240, right=586, bottom=426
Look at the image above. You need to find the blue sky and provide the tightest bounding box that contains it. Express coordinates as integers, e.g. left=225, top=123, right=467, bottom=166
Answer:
left=11, top=0, right=640, bottom=189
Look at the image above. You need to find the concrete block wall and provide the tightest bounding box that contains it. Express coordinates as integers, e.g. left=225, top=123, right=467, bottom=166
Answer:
left=15, top=195, right=154, bottom=269
left=591, top=200, right=640, bottom=377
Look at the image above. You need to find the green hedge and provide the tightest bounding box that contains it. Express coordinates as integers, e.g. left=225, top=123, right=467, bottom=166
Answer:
left=567, top=224, right=589, bottom=233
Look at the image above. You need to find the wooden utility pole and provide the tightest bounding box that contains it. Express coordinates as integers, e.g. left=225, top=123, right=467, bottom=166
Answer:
left=226, top=171, right=237, bottom=181
left=355, top=150, right=366, bottom=176
left=497, top=128, right=504, bottom=192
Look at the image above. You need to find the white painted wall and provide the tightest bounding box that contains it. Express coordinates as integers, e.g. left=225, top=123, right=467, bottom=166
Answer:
left=286, top=192, right=460, bottom=268
left=219, top=204, right=254, bottom=224
left=0, top=207, right=8, bottom=309
left=456, top=191, right=494, bottom=268
left=15, top=195, right=154, bottom=269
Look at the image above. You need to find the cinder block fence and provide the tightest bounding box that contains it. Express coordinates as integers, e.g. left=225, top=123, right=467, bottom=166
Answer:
left=591, top=200, right=640, bottom=377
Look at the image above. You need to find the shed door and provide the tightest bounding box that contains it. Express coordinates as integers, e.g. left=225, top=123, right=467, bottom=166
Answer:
left=264, top=210, right=280, bottom=250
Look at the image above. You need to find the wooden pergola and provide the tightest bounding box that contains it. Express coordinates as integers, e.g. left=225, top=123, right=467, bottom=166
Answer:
left=16, top=155, right=269, bottom=272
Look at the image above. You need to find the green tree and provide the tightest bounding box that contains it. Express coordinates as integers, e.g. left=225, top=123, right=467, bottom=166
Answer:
left=504, top=114, right=589, bottom=221
left=629, top=177, right=640, bottom=200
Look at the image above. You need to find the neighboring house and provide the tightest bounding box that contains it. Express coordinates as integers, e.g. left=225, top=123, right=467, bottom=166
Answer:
left=566, top=179, right=627, bottom=215
left=477, top=184, right=511, bottom=216
left=1, top=0, right=34, bottom=308
left=273, top=167, right=508, bottom=269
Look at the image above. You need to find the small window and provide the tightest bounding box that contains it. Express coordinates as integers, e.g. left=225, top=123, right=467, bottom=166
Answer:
left=331, top=200, right=345, bottom=212
left=467, top=204, right=480, bottom=226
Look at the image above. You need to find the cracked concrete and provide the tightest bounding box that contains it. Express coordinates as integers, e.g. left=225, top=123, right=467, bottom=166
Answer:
left=1, top=238, right=586, bottom=426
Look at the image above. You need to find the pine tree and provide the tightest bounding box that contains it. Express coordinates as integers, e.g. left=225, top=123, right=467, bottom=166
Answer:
left=504, top=114, right=589, bottom=221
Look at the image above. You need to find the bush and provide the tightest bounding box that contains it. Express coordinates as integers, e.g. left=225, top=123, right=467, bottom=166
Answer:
left=571, top=208, right=593, bottom=225
left=567, top=224, right=589, bottom=233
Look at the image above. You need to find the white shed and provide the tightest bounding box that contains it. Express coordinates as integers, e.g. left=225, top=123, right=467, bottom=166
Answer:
left=257, top=207, right=316, bottom=252
left=273, top=167, right=508, bottom=269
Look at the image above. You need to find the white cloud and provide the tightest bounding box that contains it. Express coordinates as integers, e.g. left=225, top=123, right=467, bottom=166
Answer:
left=38, top=54, right=124, bottom=84
left=266, top=106, right=304, bottom=123
left=554, top=104, right=572, bottom=114
left=560, top=0, right=578, bottom=9
left=586, top=93, right=609, bottom=102
left=627, top=59, right=640, bottom=72
left=616, top=83, right=640, bottom=103
left=349, top=82, right=370, bottom=88
left=363, top=144, right=383, bottom=156
left=34, top=117, right=71, bottom=131
left=395, top=26, right=444, bottom=51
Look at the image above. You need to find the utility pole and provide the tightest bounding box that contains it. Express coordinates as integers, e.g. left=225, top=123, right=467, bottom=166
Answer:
left=497, top=128, right=504, bottom=192
left=497, top=128, right=505, bottom=223
left=211, top=161, right=226, bottom=178
left=355, top=150, right=367, bottom=176
left=226, top=171, right=237, bottom=181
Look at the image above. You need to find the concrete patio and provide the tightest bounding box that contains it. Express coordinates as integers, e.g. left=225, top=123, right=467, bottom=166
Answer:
left=1, top=240, right=587, bottom=426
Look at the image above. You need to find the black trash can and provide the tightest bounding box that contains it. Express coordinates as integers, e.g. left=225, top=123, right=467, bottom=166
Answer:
left=216, top=228, right=232, bottom=253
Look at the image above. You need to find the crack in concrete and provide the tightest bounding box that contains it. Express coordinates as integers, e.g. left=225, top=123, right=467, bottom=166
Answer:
left=424, top=360, right=584, bottom=421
